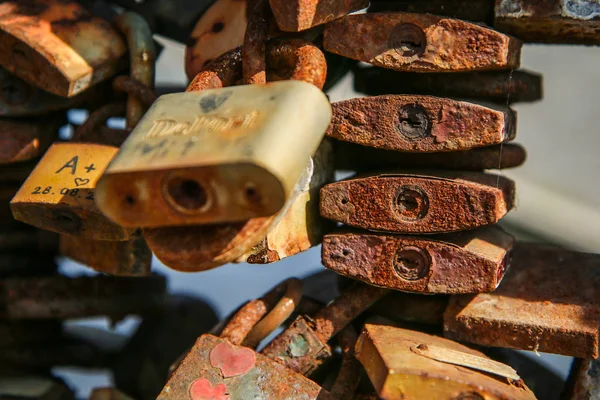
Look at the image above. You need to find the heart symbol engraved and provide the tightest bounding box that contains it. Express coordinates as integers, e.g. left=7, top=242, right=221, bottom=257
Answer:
left=74, top=178, right=90, bottom=187
left=189, top=378, right=230, bottom=400
left=209, top=342, right=256, bottom=378
left=199, top=90, right=232, bottom=113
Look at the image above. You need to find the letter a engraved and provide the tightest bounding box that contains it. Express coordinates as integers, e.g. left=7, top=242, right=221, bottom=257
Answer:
left=55, top=156, right=79, bottom=175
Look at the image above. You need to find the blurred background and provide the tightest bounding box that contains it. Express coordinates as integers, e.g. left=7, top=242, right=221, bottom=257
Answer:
left=56, top=36, right=600, bottom=397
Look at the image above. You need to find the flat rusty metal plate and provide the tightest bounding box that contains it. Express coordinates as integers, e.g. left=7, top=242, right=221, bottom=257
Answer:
left=324, top=12, right=521, bottom=72
left=320, top=171, right=515, bottom=234
left=322, top=226, right=514, bottom=294
left=327, top=95, right=516, bottom=152
left=270, top=0, right=369, bottom=32
left=494, top=0, right=600, bottom=44
left=444, top=243, right=600, bottom=359
left=353, top=67, right=543, bottom=104
left=0, top=115, right=63, bottom=165
left=333, top=142, right=527, bottom=171
left=157, top=334, right=334, bottom=400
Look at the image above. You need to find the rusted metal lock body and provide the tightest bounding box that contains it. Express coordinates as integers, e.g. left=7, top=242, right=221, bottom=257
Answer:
left=96, top=81, right=331, bottom=228
left=89, top=388, right=134, bottom=400
left=334, top=142, right=527, bottom=172
left=239, top=139, right=335, bottom=264
left=59, top=233, right=151, bottom=276
left=320, top=172, right=515, bottom=234
left=0, top=376, right=75, bottom=400
left=322, top=226, right=514, bottom=294
left=356, top=324, right=536, bottom=400
left=563, top=358, right=600, bottom=400
left=353, top=67, right=543, bottom=104
left=10, top=143, right=135, bottom=240
left=0, top=0, right=127, bottom=97
left=269, top=0, right=369, bottom=31
left=494, top=0, right=600, bottom=44
left=327, top=95, right=516, bottom=152
left=444, top=243, right=600, bottom=359
left=0, top=115, right=64, bottom=165
left=324, top=13, right=522, bottom=72
left=1, top=275, right=166, bottom=320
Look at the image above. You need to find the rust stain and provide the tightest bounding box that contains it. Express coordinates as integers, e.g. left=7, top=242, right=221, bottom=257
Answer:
left=269, top=0, right=369, bottom=31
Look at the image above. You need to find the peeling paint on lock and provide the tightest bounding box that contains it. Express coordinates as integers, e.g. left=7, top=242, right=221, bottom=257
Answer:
left=324, top=12, right=521, bottom=72
left=323, top=226, right=514, bottom=294
left=328, top=95, right=516, bottom=152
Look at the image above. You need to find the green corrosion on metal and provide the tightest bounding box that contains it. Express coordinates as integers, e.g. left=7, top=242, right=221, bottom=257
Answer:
left=288, top=334, right=309, bottom=357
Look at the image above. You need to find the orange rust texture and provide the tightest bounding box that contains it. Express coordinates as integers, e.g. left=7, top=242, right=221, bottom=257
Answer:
left=327, top=95, right=516, bottom=152
left=320, top=172, right=515, bottom=234
left=322, top=226, right=514, bottom=294
left=0, top=115, right=63, bottom=165
left=444, top=243, right=600, bottom=359
left=269, top=0, right=369, bottom=31
left=334, top=142, right=527, bottom=171
left=324, top=12, right=522, bottom=72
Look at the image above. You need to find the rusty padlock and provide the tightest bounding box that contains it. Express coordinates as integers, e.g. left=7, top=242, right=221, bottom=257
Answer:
left=59, top=233, right=151, bottom=277
left=563, top=358, right=600, bottom=400
left=0, top=376, right=75, bottom=400
left=89, top=388, right=134, bottom=400
left=323, top=226, right=514, bottom=294
left=320, top=171, right=515, bottom=234
left=269, top=0, right=369, bottom=32
left=0, top=0, right=127, bottom=97
left=327, top=95, right=516, bottom=152
left=353, top=66, right=543, bottom=104
left=356, top=323, right=536, bottom=400
left=334, top=142, right=527, bottom=172
left=444, top=243, right=600, bottom=359
left=10, top=11, right=156, bottom=241
left=324, top=13, right=522, bottom=72
left=0, top=114, right=64, bottom=165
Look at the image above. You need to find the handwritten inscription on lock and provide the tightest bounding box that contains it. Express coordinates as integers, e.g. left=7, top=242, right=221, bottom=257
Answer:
left=146, top=111, right=260, bottom=139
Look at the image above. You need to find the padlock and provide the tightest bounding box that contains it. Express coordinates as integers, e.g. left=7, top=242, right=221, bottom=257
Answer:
left=355, top=323, right=536, bottom=400
left=59, top=233, right=152, bottom=276
left=368, top=0, right=495, bottom=24
left=334, top=142, right=527, bottom=171
left=1, top=274, right=166, bottom=320
left=112, top=295, right=219, bottom=400
left=494, top=0, right=600, bottom=44
left=269, top=0, right=369, bottom=32
left=563, top=358, right=600, bottom=400
left=323, top=226, right=514, bottom=294
left=324, top=13, right=522, bottom=72
left=0, top=376, right=75, bottom=400
left=0, top=0, right=127, bottom=97
left=260, top=282, right=388, bottom=376
left=0, top=114, right=64, bottom=165
left=89, top=388, right=134, bottom=400
left=354, top=66, right=543, bottom=104
left=327, top=95, right=516, bottom=152
left=320, top=171, right=515, bottom=234
left=239, top=139, right=335, bottom=264
left=444, top=243, right=600, bottom=359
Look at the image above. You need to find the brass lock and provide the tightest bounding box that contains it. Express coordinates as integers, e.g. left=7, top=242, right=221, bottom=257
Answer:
left=324, top=12, right=522, bottom=72
left=0, top=0, right=127, bottom=97
left=323, top=226, right=514, bottom=294
left=269, top=0, right=369, bottom=32
left=356, top=323, right=536, bottom=399
left=444, top=243, right=600, bottom=359
left=96, top=80, right=331, bottom=228
left=0, top=114, right=64, bottom=165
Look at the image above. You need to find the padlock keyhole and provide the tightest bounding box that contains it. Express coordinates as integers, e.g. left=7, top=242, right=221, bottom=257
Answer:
left=393, top=247, right=430, bottom=281
left=389, top=23, right=426, bottom=58
left=165, top=177, right=209, bottom=212
left=394, top=186, right=429, bottom=221
left=396, top=104, right=431, bottom=140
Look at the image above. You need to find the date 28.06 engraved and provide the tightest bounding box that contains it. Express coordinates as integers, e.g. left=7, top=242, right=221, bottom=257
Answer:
left=146, top=111, right=260, bottom=138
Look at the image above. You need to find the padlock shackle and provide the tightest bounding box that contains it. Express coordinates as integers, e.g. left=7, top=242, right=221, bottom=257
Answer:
left=330, top=325, right=361, bottom=399
left=243, top=0, right=271, bottom=85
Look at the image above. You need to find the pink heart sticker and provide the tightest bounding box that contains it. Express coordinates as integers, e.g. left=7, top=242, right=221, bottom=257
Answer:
left=189, top=378, right=230, bottom=400
left=209, top=342, right=256, bottom=378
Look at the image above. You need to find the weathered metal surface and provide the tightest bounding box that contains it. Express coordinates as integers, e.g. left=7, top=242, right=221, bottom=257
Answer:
left=59, top=233, right=152, bottom=277
left=0, top=274, right=166, bottom=319
left=96, top=81, right=331, bottom=228
left=444, top=243, right=600, bottom=359
left=89, top=388, right=134, bottom=400
left=334, top=142, right=527, bottom=171
left=323, top=226, right=514, bottom=294
left=261, top=283, right=388, bottom=375
left=354, top=67, right=543, bottom=104
left=356, top=324, right=536, bottom=400
left=324, top=13, right=521, bottom=72
left=0, top=115, right=64, bottom=165
left=0, top=376, right=75, bottom=400
left=370, top=292, right=449, bottom=326
left=495, top=0, right=600, bottom=44
left=0, top=0, right=127, bottom=97
left=330, top=326, right=361, bottom=400
left=320, top=171, right=515, bottom=234
left=240, top=139, right=335, bottom=264
left=265, top=39, right=328, bottom=89
left=270, top=0, right=369, bottom=31
left=157, top=335, right=336, bottom=400
left=327, top=95, right=516, bottom=152
left=562, top=358, right=600, bottom=400
left=243, top=0, right=271, bottom=85
left=368, top=0, right=494, bottom=23
left=0, top=320, right=62, bottom=348
left=10, top=143, right=136, bottom=240
left=113, top=295, right=219, bottom=400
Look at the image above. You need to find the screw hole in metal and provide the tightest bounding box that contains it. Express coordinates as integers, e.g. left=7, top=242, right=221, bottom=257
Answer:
left=212, top=22, right=225, bottom=33
left=393, top=246, right=430, bottom=281
left=55, top=211, right=81, bottom=233
left=341, top=198, right=349, bottom=205
left=244, top=184, right=262, bottom=206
